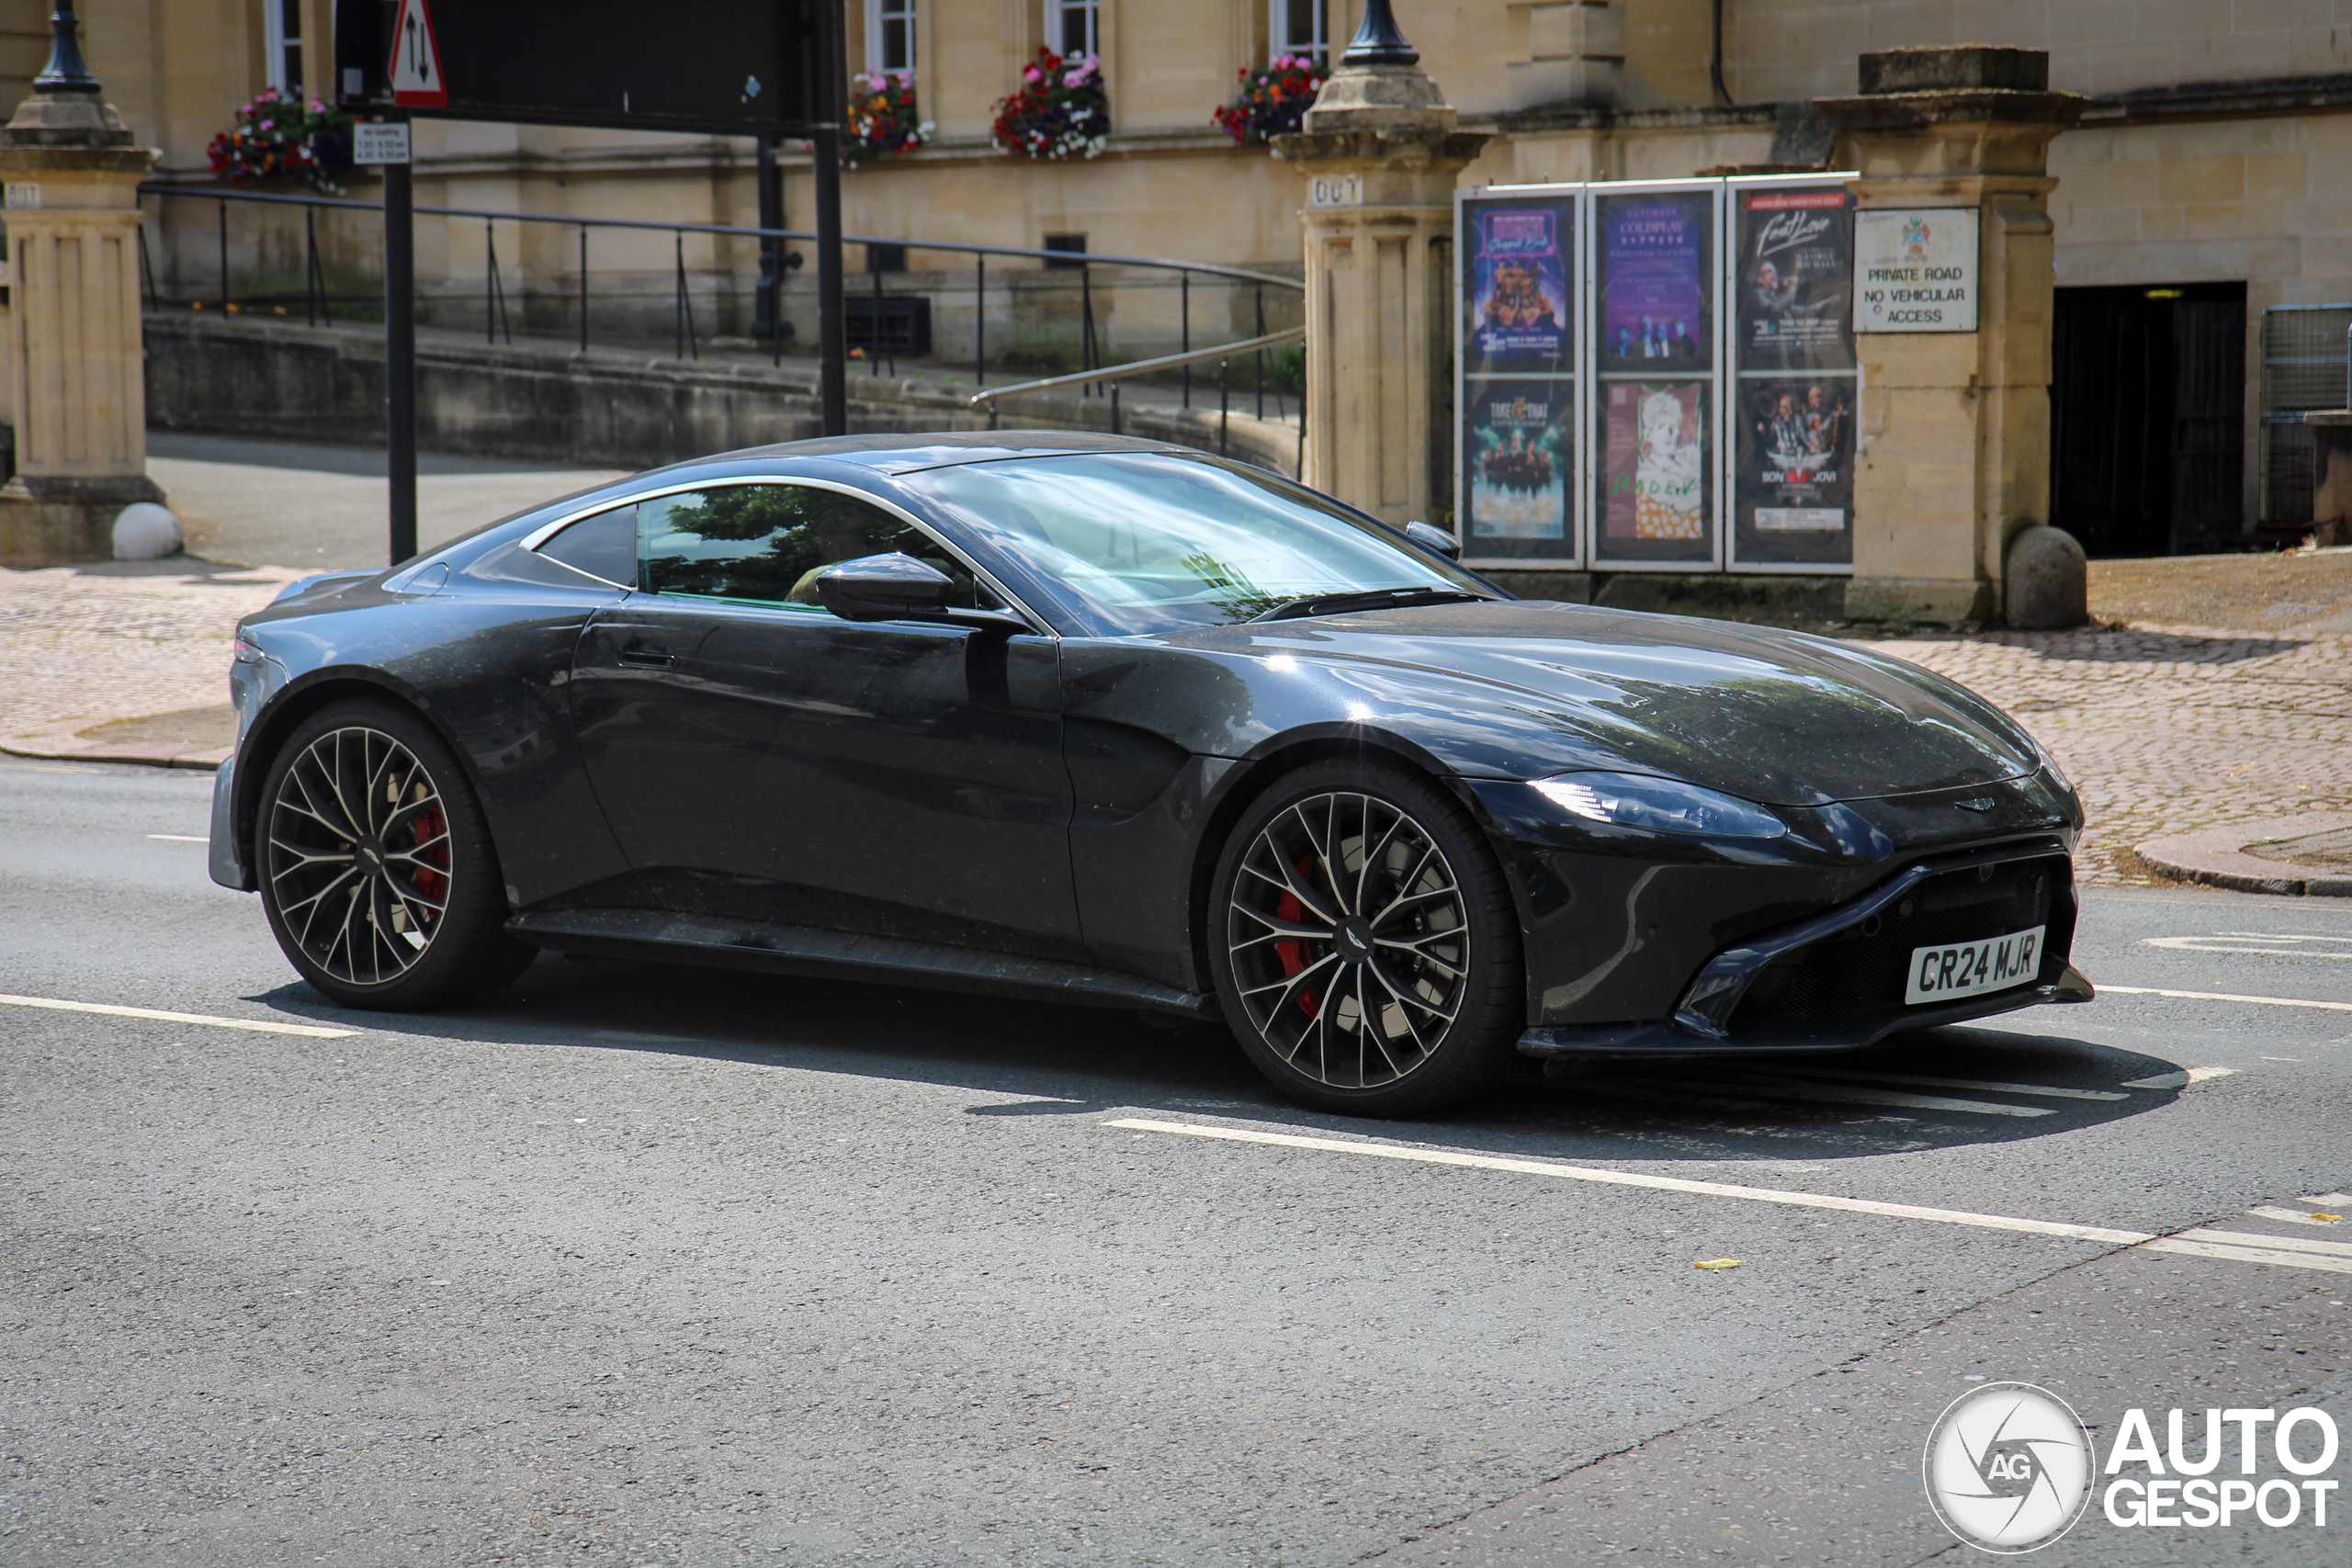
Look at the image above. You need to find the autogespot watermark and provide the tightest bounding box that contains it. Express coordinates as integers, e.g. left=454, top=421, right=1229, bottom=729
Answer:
left=1924, top=1383, right=2341, bottom=1553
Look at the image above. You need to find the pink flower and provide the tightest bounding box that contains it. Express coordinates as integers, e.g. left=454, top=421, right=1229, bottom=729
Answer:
left=1024, top=65, right=1042, bottom=83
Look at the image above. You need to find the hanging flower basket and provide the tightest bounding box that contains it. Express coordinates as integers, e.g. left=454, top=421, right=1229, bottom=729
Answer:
left=1213, top=53, right=1327, bottom=146
left=991, top=49, right=1109, bottom=160
left=206, top=87, right=355, bottom=194
left=844, top=72, right=934, bottom=165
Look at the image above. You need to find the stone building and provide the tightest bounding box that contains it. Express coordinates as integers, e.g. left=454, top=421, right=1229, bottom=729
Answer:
left=7, top=0, right=2351, bottom=548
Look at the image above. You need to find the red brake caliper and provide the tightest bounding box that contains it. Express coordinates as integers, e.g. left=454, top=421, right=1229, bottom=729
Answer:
left=410, top=806, right=449, bottom=904
left=1272, top=856, right=1323, bottom=1019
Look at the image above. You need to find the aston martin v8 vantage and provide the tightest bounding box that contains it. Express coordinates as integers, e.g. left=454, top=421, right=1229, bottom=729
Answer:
left=210, top=432, right=2092, bottom=1115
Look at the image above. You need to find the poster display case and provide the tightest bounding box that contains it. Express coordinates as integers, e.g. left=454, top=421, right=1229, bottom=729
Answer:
left=1455, top=191, right=1580, bottom=563
left=1454, top=174, right=1858, bottom=576
left=1727, top=175, right=1860, bottom=571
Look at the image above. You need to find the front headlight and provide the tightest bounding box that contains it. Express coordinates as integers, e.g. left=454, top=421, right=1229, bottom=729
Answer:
left=1532, top=771, right=1788, bottom=840
left=2029, top=734, right=2075, bottom=795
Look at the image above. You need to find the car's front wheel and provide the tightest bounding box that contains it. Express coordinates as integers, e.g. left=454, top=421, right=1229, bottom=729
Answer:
left=255, top=699, right=534, bottom=1010
left=1208, top=760, right=1523, bottom=1116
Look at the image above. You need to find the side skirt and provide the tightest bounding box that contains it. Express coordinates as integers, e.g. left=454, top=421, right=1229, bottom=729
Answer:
left=507, top=908, right=1220, bottom=1021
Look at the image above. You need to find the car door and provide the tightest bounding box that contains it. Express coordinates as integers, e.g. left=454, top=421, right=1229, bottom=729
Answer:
left=566, top=479, right=1083, bottom=961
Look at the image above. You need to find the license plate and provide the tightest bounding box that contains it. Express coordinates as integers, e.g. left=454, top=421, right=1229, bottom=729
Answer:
left=1905, top=925, right=2045, bottom=1005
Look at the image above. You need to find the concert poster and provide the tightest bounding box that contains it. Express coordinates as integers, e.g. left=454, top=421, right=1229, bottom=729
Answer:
left=1735, top=186, right=1856, bottom=373
left=1597, top=192, right=1712, bottom=374
left=1597, top=379, right=1712, bottom=565
left=1465, top=201, right=1571, bottom=373
left=1733, top=376, right=1856, bottom=566
left=1463, top=379, right=1573, bottom=555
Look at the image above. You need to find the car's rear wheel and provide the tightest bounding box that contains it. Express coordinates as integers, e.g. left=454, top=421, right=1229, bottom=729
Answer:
left=1208, top=760, right=1523, bottom=1116
left=255, top=699, right=534, bottom=1010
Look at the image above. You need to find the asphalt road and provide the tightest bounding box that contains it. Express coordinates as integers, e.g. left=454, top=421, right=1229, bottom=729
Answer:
left=3, top=760, right=2347, bottom=1567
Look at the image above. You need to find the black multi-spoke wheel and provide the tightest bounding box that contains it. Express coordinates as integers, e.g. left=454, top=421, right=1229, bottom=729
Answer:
left=1209, top=761, right=1521, bottom=1116
left=256, top=700, right=533, bottom=1010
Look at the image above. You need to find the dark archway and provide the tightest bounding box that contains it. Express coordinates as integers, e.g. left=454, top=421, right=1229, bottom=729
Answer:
left=2051, top=281, right=2246, bottom=557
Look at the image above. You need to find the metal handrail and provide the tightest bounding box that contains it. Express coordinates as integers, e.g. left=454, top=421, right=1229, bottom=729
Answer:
left=135, top=183, right=1305, bottom=291
left=969, top=327, right=1304, bottom=406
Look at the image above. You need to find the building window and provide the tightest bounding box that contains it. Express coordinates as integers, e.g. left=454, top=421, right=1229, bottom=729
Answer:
left=1048, top=0, right=1099, bottom=60
left=867, top=0, right=915, bottom=79
left=1273, top=0, right=1327, bottom=60
left=263, top=0, right=304, bottom=92
left=1043, top=233, right=1088, bottom=270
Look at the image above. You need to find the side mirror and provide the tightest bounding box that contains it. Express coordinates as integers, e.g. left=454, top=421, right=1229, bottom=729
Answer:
left=814, top=552, right=954, bottom=622
left=813, top=551, right=1032, bottom=635
left=1405, top=520, right=1461, bottom=559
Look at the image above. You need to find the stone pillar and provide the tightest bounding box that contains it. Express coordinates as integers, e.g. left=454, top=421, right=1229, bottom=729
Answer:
left=1817, top=48, right=2083, bottom=626
left=1272, top=2, right=1487, bottom=527
left=0, top=2, right=164, bottom=568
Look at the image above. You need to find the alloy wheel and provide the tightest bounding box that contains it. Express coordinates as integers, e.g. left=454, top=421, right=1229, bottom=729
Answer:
left=1224, top=791, right=1468, bottom=1089
left=265, top=725, right=453, bottom=987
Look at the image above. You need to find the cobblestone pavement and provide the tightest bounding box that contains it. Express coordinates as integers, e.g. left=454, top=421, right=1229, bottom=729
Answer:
left=0, top=561, right=299, bottom=766
left=3, top=560, right=2346, bottom=886
left=1850, top=625, right=2352, bottom=886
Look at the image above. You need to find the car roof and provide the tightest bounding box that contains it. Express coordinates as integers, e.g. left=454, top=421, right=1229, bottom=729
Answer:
left=668, top=429, right=1204, bottom=478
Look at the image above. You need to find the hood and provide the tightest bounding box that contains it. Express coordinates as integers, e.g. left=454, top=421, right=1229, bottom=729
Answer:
left=1195, top=601, right=2039, bottom=807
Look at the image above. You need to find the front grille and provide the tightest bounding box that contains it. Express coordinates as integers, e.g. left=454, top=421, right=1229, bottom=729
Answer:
left=1732, top=854, right=2069, bottom=1031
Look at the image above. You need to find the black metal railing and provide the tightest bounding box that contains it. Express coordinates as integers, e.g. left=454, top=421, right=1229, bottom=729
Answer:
left=136, top=184, right=1304, bottom=401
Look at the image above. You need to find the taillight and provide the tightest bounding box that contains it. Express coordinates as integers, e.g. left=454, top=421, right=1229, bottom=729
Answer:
left=232, top=637, right=265, bottom=664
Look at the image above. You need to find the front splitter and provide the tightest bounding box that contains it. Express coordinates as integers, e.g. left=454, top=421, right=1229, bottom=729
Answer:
left=1515, top=964, right=2097, bottom=1060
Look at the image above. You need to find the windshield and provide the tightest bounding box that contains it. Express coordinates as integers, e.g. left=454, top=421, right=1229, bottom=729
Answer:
left=899, top=452, right=1494, bottom=634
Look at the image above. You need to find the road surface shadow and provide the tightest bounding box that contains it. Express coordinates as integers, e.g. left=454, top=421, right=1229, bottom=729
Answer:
left=242, top=950, right=2186, bottom=1168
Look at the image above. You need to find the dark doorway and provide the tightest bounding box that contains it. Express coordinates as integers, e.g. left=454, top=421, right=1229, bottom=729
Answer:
left=2051, top=282, right=2245, bottom=556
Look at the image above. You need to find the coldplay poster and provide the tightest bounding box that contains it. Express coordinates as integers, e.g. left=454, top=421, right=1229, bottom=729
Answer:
left=1735, top=186, right=1856, bottom=373
left=1464, top=379, right=1572, bottom=552
left=1465, top=200, right=1572, bottom=374
left=1733, top=377, right=1855, bottom=566
left=1598, top=379, right=1712, bottom=564
left=1597, top=191, right=1712, bottom=374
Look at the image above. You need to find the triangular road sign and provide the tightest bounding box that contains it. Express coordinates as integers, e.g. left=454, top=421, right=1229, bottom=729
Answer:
left=390, top=0, right=447, bottom=107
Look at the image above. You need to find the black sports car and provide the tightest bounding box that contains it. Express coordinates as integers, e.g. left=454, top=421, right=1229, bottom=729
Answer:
left=209, top=432, right=2091, bottom=1115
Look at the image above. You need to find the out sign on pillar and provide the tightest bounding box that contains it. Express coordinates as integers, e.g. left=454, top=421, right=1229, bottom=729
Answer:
left=1310, top=175, right=1363, bottom=209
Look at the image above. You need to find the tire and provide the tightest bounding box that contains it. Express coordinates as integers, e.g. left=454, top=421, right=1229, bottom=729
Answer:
left=254, top=697, right=535, bottom=1010
left=1207, top=759, right=1523, bottom=1117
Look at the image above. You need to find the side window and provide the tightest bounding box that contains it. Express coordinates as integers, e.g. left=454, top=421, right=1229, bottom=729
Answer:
left=536, top=502, right=638, bottom=587
left=638, top=484, right=989, bottom=611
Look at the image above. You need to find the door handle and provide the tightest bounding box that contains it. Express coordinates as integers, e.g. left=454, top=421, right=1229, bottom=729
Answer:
left=616, top=648, right=677, bottom=668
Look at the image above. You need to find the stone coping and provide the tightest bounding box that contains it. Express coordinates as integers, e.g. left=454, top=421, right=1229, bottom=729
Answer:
left=2136, top=811, right=2352, bottom=897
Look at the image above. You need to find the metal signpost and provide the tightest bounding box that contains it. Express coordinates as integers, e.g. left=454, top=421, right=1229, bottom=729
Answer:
left=333, top=0, right=833, bottom=566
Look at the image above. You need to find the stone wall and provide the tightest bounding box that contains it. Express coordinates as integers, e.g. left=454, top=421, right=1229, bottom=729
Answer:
left=141, top=313, right=1302, bottom=479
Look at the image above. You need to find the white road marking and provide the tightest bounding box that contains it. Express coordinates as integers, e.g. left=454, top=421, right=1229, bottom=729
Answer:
left=1105, top=1119, right=2146, bottom=1242
left=2144, top=1238, right=2352, bottom=1276
left=146, top=833, right=207, bottom=842
left=2119, top=1066, right=2237, bottom=1089
left=2143, top=934, right=2352, bottom=960
left=1705, top=1073, right=2052, bottom=1118
left=2101, top=985, right=2352, bottom=1013
left=2245, top=1206, right=2347, bottom=1228
left=1110, top=1119, right=2352, bottom=1279
left=0, top=992, right=355, bottom=1038
left=2184, top=1228, right=2352, bottom=1258
left=2306, top=1192, right=2352, bottom=1206
left=1772, top=1066, right=2127, bottom=1102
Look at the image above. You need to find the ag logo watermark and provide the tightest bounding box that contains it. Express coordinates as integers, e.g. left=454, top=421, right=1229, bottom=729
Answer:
left=1925, top=1386, right=2341, bottom=1552
left=1924, top=1383, right=2096, bottom=1552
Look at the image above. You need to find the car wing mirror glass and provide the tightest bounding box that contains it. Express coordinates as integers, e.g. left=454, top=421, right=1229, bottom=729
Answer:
left=814, top=552, right=956, bottom=622
left=1405, top=520, right=1462, bottom=559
